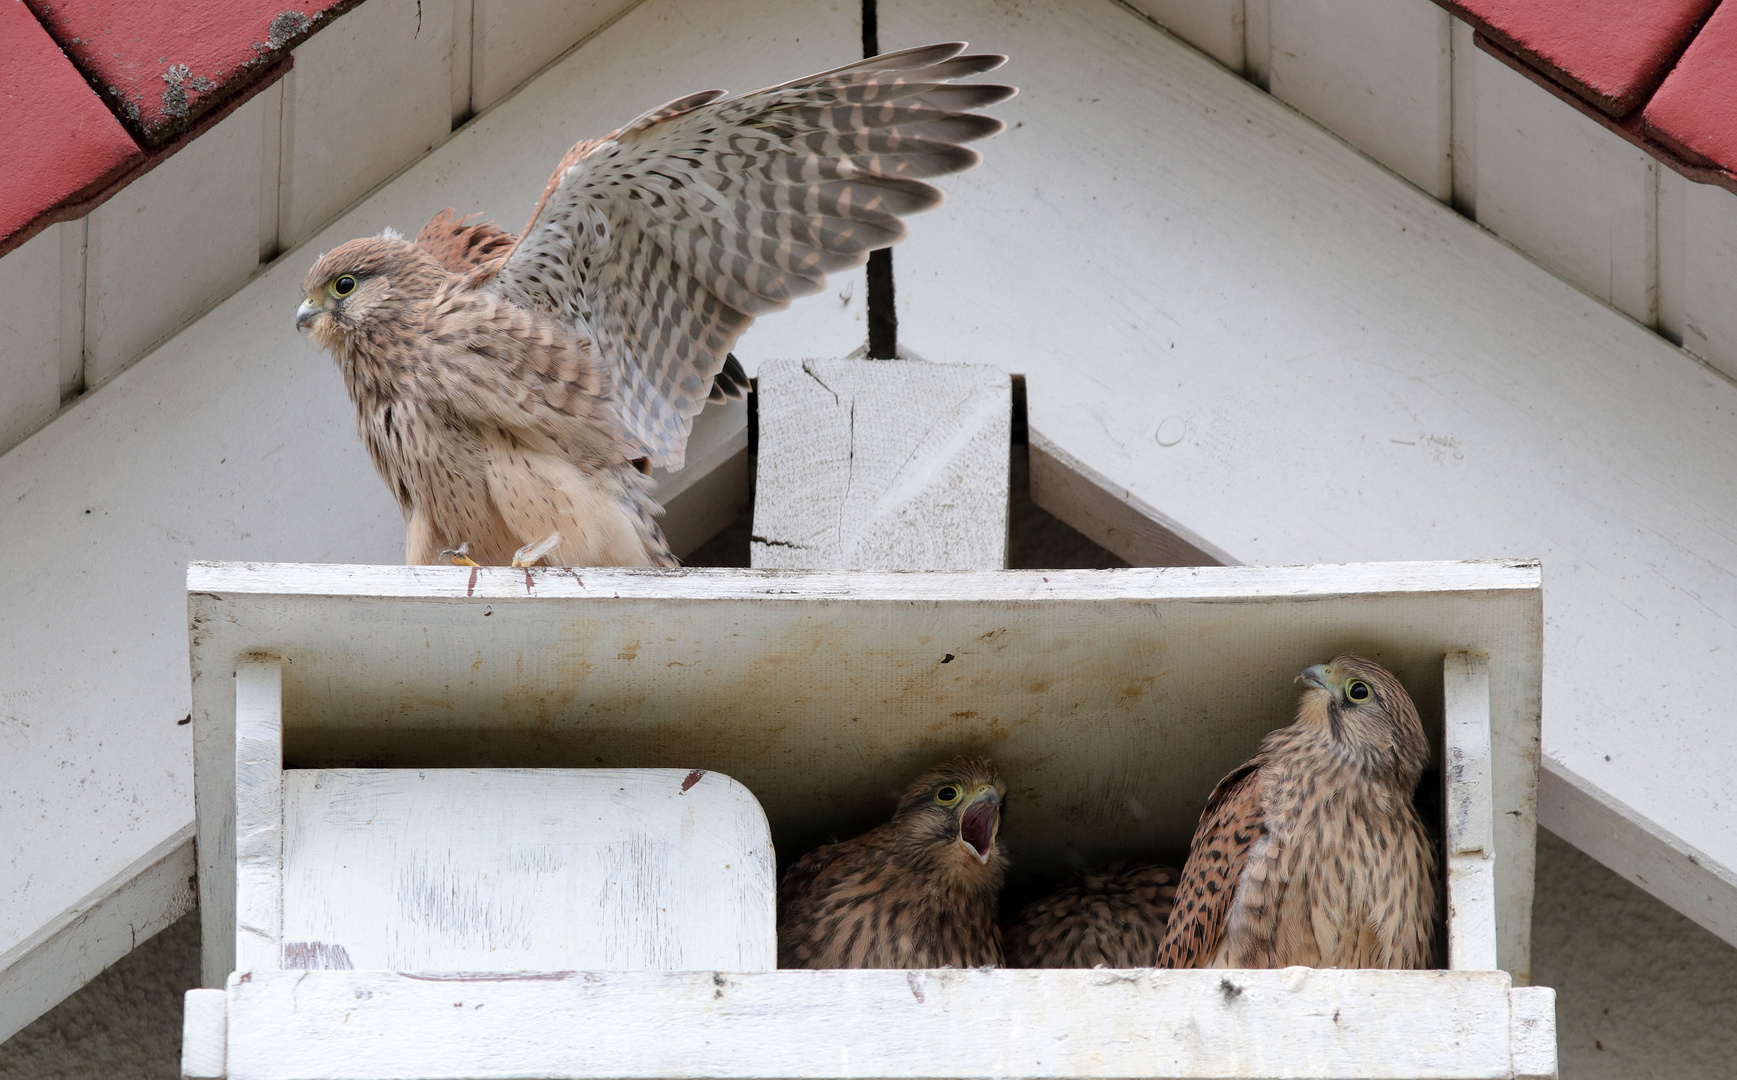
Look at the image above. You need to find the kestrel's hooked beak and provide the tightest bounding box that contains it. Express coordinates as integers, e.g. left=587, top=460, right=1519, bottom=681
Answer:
left=957, top=784, right=1001, bottom=864
left=295, top=298, right=324, bottom=331
left=1297, top=663, right=1333, bottom=692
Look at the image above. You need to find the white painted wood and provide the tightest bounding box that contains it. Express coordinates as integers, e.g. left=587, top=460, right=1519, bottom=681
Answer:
left=233, top=658, right=284, bottom=973
left=255, top=81, right=283, bottom=263
left=649, top=395, right=748, bottom=559
left=1449, top=16, right=1477, bottom=217
left=1656, top=166, right=1686, bottom=347
left=879, top=0, right=1734, bottom=962
left=221, top=967, right=1527, bottom=1080
left=83, top=90, right=272, bottom=389
left=277, top=0, right=455, bottom=249
left=190, top=558, right=1540, bottom=988
left=1537, top=759, right=1737, bottom=947
left=0, top=225, right=67, bottom=454
left=1670, top=179, right=1737, bottom=380
left=180, top=988, right=227, bottom=1080
left=57, top=217, right=87, bottom=400
left=470, top=0, right=638, bottom=113
left=1244, top=0, right=1271, bottom=87
left=1473, top=48, right=1658, bottom=323
left=1269, top=0, right=1452, bottom=200
left=1029, top=432, right=1223, bottom=567
left=752, top=357, right=1010, bottom=570
left=279, top=768, right=774, bottom=971
left=1444, top=653, right=1493, bottom=859
left=1121, top=0, right=1244, bottom=71
left=450, top=0, right=474, bottom=126
left=1509, top=986, right=1558, bottom=1080
left=0, top=0, right=865, bottom=1015
left=1443, top=652, right=1499, bottom=972
left=0, top=824, right=195, bottom=1044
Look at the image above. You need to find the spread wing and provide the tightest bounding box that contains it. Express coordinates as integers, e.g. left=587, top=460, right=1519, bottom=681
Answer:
left=1156, top=762, right=1266, bottom=968
left=484, top=42, right=1015, bottom=468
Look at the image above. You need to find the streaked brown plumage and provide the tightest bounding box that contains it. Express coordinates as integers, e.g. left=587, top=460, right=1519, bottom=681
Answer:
left=778, top=757, right=1007, bottom=969
left=1003, top=860, right=1179, bottom=968
left=1157, top=655, right=1437, bottom=970
left=295, top=44, right=1014, bottom=567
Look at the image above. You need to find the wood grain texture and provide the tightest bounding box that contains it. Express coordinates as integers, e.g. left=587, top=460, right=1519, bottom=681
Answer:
left=1443, top=653, right=1499, bottom=970
left=752, top=358, right=1010, bottom=570
left=876, top=0, right=1731, bottom=959
left=232, top=659, right=284, bottom=974
left=190, top=558, right=1540, bottom=986
left=220, top=967, right=1525, bottom=1080
left=279, top=768, right=775, bottom=971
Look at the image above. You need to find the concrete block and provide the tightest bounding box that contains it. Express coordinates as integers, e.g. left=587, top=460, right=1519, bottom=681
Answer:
left=1269, top=0, right=1452, bottom=200
left=471, top=0, right=637, bottom=114
left=752, top=357, right=1009, bottom=570
left=1122, top=0, right=1244, bottom=71
left=83, top=90, right=271, bottom=388
left=1474, top=48, right=1657, bottom=324
left=278, top=0, right=454, bottom=248
left=0, top=224, right=69, bottom=452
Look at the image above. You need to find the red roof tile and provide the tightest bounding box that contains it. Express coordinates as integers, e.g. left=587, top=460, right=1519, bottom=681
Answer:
left=1643, top=2, right=1737, bottom=175
left=1439, top=0, right=1716, bottom=118
left=0, top=0, right=142, bottom=243
left=25, top=0, right=355, bottom=145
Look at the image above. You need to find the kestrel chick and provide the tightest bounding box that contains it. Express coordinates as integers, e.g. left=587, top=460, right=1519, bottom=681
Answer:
left=1004, top=860, right=1179, bottom=968
left=778, top=757, right=1007, bottom=969
left=1157, top=655, right=1436, bottom=970
left=295, top=44, right=1013, bottom=568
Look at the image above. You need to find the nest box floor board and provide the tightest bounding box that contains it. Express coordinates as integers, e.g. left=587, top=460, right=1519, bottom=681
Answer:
left=0, top=0, right=868, bottom=1042
left=882, top=0, right=1737, bottom=947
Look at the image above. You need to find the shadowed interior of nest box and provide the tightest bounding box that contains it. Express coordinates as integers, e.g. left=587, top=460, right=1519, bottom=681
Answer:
left=267, top=589, right=1481, bottom=919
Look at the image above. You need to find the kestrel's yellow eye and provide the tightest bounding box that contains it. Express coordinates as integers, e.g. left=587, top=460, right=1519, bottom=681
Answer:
left=934, top=784, right=963, bottom=806
left=330, top=274, right=358, bottom=298
left=1345, top=679, right=1372, bottom=703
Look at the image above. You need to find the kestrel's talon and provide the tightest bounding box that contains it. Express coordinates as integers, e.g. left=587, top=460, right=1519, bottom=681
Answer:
left=511, top=531, right=563, bottom=567
left=441, top=543, right=481, bottom=567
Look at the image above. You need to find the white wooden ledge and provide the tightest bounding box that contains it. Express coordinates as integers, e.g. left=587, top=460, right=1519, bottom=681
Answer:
left=882, top=0, right=1737, bottom=951
left=205, top=968, right=1544, bottom=1080
left=0, top=0, right=867, bottom=1039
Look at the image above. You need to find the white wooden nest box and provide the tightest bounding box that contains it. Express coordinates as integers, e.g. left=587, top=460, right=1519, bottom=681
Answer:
left=184, top=560, right=1555, bottom=1080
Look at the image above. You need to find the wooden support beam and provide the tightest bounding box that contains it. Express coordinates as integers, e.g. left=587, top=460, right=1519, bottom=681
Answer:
left=751, top=357, right=1010, bottom=570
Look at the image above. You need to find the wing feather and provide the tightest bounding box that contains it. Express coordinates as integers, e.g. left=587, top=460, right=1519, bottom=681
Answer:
left=485, top=42, right=1015, bottom=467
left=1156, top=762, right=1267, bottom=968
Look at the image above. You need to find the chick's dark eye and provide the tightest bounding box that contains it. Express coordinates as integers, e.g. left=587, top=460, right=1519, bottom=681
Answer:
left=935, top=785, right=961, bottom=805
left=332, top=274, right=358, bottom=297
left=1346, top=679, right=1371, bottom=702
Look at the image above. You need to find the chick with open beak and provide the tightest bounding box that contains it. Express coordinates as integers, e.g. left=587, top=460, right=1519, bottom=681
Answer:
left=777, top=757, right=1008, bottom=969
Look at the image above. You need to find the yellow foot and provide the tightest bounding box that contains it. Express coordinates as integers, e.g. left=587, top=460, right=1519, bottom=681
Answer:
left=440, top=543, right=481, bottom=568
left=512, top=532, right=563, bottom=567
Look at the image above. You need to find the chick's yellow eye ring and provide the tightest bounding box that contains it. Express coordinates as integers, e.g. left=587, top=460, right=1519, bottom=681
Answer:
left=1346, top=679, right=1372, bottom=702
left=935, top=785, right=961, bottom=805
left=331, top=274, right=358, bottom=298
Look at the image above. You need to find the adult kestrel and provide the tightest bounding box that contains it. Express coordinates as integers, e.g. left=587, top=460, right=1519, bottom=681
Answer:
left=1003, top=860, right=1179, bottom=968
left=295, top=44, right=1013, bottom=567
left=777, top=757, right=1007, bottom=969
left=1157, top=655, right=1437, bottom=970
